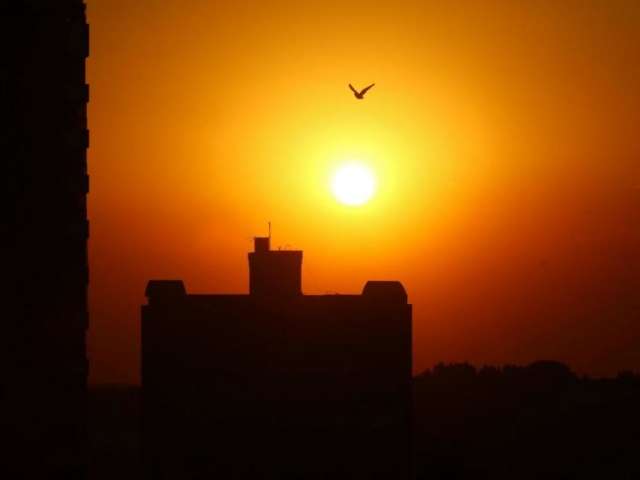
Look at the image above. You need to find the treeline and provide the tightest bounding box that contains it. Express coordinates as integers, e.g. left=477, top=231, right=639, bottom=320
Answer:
left=414, top=361, right=640, bottom=479
left=89, top=362, right=640, bottom=479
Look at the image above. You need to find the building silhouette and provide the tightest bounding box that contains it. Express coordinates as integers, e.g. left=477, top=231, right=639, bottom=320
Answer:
left=2, top=1, right=89, bottom=477
left=142, top=237, right=412, bottom=479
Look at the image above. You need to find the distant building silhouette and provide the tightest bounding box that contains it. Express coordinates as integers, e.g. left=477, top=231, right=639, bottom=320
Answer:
left=142, top=237, right=412, bottom=478
left=2, top=1, right=89, bottom=477
left=413, top=362, right=640, bottom=479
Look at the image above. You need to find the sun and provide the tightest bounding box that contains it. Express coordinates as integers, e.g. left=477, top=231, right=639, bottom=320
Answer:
left=330, top=163, right=377, bottom=206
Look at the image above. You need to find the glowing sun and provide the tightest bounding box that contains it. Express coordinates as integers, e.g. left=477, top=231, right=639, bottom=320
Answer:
left=331, top=163, right=377, bottom=206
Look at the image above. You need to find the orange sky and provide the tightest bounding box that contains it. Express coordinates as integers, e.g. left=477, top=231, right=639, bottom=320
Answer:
left=87, top=0, right=640, bottom=384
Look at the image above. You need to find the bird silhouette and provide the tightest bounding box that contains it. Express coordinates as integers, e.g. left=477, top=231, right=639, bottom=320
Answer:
left=349, top=83, right=375, bottom=100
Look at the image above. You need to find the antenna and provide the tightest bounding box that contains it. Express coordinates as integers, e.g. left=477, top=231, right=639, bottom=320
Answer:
left=268, top=221, right=271, bottom=240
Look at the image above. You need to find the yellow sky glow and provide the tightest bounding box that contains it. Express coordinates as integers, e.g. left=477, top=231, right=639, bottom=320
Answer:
left=87, top=0, right=640, bottom=384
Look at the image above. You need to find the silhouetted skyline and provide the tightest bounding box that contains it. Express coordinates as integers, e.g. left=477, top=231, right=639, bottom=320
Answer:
left=5, top=1, right=640, bottom=478
left=141, top=238, right=412, bottom=478
left=89, top=363, right=640, bottom=479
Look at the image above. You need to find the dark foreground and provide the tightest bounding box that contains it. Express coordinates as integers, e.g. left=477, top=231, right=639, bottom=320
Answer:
left=90, top=362, right=640, bottom=479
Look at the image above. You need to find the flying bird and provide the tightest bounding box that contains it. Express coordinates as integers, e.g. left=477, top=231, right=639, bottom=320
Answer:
left=349, top=83, right=375, bottom=100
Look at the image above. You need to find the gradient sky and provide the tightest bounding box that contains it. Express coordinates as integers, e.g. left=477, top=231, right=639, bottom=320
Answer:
left=87, top=0, right=640, bottom=384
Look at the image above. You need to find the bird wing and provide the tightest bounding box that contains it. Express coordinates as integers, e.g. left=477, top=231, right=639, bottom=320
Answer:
left=348, top=83, right=358, bottom=94
left=360, top=83, right=375, bottom=95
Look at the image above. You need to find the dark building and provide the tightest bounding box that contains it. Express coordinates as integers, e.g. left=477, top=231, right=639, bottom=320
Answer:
left=142, top=237, right=412, bottom=479
left=2, top=1, right=89, bottom=477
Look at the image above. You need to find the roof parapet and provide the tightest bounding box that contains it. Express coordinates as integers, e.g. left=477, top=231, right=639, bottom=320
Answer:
left=362, top=281, right=408, bottom=304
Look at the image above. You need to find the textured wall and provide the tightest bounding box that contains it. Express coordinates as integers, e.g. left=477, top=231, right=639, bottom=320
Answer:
left=2, top=1, right=89, bottom=477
